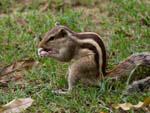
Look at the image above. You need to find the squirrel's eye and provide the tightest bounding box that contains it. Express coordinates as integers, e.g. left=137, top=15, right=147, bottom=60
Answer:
left=47, top=36, right=55, bottom=42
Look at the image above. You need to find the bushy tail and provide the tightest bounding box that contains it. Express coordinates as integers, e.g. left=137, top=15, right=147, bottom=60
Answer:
left=106, top=52, right=150, bottom=78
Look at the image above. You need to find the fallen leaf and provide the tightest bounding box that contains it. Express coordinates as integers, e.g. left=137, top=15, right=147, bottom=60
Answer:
left=0, top=98, right=34, bottom=113
left=0, top=58, right=39, bottom=76
left=143, top=97, right=150, bottom=106
left=112, top=97, right=150, bottom=111
left=0, top=72, right=25, bottom=87
left=27, top=29, right=34, bottom=34
left=0, top=58, right=39, bottom=88
left=113, top=103, right=133, bottom=110
left=16, top=18, right=28, bottom=26
left=40, top=2, right=49, bottom=12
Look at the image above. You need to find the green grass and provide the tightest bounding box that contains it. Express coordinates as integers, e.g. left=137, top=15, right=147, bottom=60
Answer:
left=0, top=0, right=149, bottom=113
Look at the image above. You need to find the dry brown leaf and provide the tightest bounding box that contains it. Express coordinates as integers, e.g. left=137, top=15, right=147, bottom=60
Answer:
left=27, top=29, right=34, bottom=34
left=0, top=58, right=39, bottom=76
left=16, top=18, right=28, bottom=26
left=0, top=58, right=39, bottom=87
left=112, top=97, right=150, bottom=111
left=0, top=72, right=25, bottom=87
left=0, top=98, right=34, bottom=113
left=40, top=2, right=49, bottom=12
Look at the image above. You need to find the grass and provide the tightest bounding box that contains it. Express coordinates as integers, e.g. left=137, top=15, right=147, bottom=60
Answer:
left=0, top=0, right=149, bottom=113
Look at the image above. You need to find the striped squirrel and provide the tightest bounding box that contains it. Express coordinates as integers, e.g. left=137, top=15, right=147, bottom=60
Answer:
left=38, top=24, right=150, bottom=94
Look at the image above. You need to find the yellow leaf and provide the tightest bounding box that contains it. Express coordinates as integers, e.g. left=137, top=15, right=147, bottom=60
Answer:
left=133, top=102, right=143, bottom=108
left=113, top=103, right=133, bottom=110
left=143, top=97, right=150, bottom=106
left=112, top=97, right=150, bottom=111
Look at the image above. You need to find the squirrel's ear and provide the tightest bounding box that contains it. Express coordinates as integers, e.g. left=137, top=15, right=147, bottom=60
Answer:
left=55, top=22, right=61, bottom=26
left=59, top=28, right=68, bottom=37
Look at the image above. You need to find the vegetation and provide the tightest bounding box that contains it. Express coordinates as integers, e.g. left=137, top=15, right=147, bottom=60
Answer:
left=0, top=0, right=149, bottom=112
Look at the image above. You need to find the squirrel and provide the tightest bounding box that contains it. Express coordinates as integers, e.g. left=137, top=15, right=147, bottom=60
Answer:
left=38, top=24, right=150, bottom=94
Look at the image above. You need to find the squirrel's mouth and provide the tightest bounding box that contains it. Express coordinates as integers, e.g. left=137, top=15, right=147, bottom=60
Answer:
left=38, top=48, right=58, bottom=57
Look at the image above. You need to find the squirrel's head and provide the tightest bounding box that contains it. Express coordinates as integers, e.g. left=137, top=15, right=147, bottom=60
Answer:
left=38, top=24, right=77, bottom=62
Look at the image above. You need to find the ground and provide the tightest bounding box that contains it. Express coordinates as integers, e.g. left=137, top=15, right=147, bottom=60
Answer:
left=0, top=0, right=149, bottom=113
